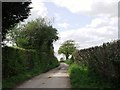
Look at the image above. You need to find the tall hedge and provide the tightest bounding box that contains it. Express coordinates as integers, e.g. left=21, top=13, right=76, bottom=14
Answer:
left=73, top=40, right=120, bottom=86
left=2, top=46, right=59, bottom=79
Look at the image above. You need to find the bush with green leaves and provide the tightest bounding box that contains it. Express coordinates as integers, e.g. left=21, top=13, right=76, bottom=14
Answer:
left=68, top=63, right=112, bottom=88
left=2, top=46, right=59, bottom=88
left=2, top=17, right=60, bottom=88
left=2, top=46, right=59, bottom=79
left=13, top=18, right=59, bottom=51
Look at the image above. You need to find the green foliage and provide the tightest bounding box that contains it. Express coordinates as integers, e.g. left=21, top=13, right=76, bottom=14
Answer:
left=2, top=46, right=37, bottom=79
left=2, top=2, right=32, bottom=41
left=65, top=59, right=73, bottom=65
left=3, top=68, right=43, bottom=89
left=2, top=46, right=59, bottom=88
left=15, top=18, right=58, bottom=50
left=3, top=17, right=60, bottom=89
left=73, top=40, right=120, bottom=87
left=69, top=63, right=112, bottom=88
left=58, top=40, right=76, bottom=60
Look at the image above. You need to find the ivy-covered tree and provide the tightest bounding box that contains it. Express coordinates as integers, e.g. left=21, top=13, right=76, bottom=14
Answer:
left=58, top=40, right=77, bottom=60
left=2, top=2, right=32, bottom=41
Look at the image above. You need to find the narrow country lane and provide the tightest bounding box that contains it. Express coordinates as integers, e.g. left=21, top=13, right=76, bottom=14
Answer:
left=14, top=63, right=71, bottom=89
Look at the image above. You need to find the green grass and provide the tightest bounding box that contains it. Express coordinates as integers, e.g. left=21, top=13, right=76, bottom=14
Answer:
left=68, top=63, right=113, bottom=89
left=65, top=59, right=73, bottom=65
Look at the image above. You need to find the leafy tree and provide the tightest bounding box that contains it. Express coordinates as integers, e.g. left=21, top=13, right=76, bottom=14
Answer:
left=2, top=2, right=32, bottom=41
left=58, top=40, right=77, bottom=60
left=14, top=18, right=59, bottom=51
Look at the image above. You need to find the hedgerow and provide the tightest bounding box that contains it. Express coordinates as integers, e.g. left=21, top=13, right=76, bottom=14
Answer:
left=73, top=40, right=120, bottom=87
left=2, top=17, right=60, bottom=89
left=2, top=46, right=59, bottom=88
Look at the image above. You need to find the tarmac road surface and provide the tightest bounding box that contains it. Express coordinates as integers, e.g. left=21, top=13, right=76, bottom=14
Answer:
left=15, top=63, right=71, bottom=89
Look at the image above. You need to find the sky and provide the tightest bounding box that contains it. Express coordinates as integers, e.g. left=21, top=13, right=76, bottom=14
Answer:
left=26, top=0, right=119, bottom=60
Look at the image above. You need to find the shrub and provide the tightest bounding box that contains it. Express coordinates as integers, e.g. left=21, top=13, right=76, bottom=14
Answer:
left=2, top=46, right=59, bottom=88
left=73, top=40, right=120, bottom=87
left=69, top=64, right=112, bottom=88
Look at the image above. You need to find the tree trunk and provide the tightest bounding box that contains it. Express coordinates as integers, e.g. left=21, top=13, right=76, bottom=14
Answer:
left=66, top=53, right=69, bottom=60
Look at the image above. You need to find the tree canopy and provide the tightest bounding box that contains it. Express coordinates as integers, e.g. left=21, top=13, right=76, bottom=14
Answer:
left=13, top=18, right=59, bottom=52
left=58, top=40, right=77, bottom=60
left=2, top=2, right=32, bottom=41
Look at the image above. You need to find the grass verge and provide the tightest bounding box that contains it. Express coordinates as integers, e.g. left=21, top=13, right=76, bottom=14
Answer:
left=2, top=63, right=60, bottom=89
left=68, top=63, right=113, bottom=89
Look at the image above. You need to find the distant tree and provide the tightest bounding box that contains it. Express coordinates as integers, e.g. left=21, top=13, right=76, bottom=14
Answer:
left=58, top=40, right=77, bottom=60
left=2, top=2, right=32, bottom=41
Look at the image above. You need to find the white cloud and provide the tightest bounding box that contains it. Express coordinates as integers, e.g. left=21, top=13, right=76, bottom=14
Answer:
left=86, top=18, right=108, bottom=28
left=25, top=0, right=118, bottom=60
left=50, top=0, right=118, bottom=17
left=54, top=13, right=62, bottom=21
left=87, top=17, right=118, bottom=28
left=50, top=0, right=92, bottom=13
left=57, top=22, right=70, bottom=29
left=54, top=16, right=118, bottom=56
left=26, top=0, right=48, bottom=21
